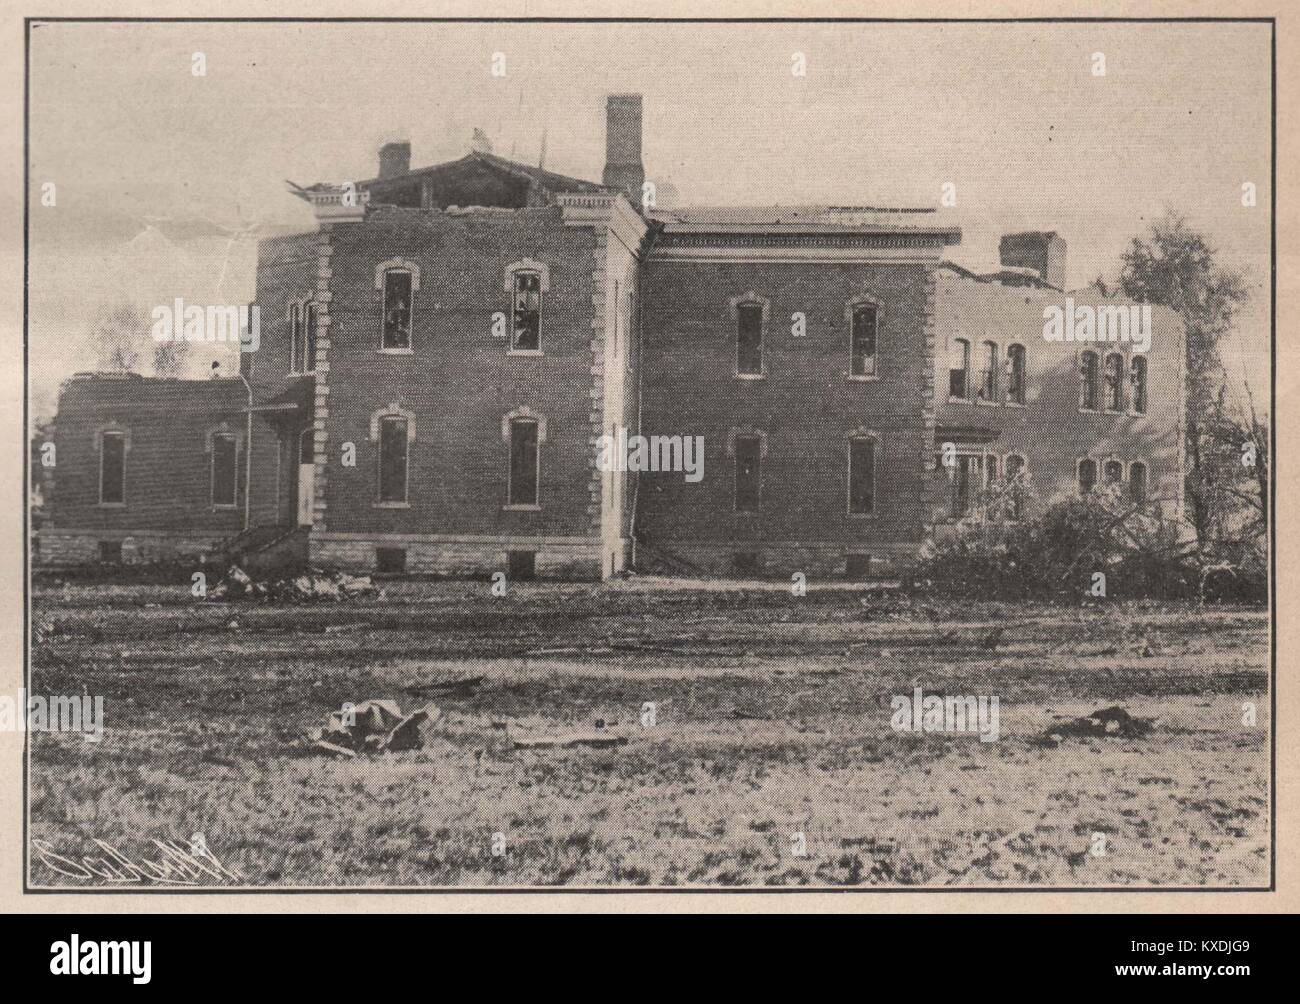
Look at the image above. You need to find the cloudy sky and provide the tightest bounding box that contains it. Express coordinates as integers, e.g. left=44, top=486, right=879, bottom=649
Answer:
left=26, top=19, right=1271, bottom=418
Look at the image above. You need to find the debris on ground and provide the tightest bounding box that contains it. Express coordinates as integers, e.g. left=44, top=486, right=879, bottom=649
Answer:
left=208, top=565, right=378, bottom=603
left=507, top=718, right=629, bottom=750
left=306, top=698, right=439, bottom=756
left=407, top=675, right=484, bottom=700
left=1032, top=706, right=1157, bottom=748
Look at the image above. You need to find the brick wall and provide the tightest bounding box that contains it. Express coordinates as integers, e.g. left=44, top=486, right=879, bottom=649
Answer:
left=45, top=375, right=247, bottom=547
left=636, top=258, right=933, bottom=573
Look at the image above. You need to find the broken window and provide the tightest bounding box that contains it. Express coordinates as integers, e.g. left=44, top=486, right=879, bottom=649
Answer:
left=303, top=301, right=318, bottom=373
left=949, top=338, right=970, bottom=400
left=736, top=303, right=763, bottom=376
left=978, top=341, right=998, bottom=402
left=848, top=436, right=875, bottom=515
left=382, top=269, right=413, bottom=350
left=1129, top=461, right=1148, bottom=505
left=1104, top=353, right=1124, bottom=412
left=378, top=415, right=408, bottom=504
left=512, top=271, right=541, bottom=351
left=508, top=418, right=539, bottom=506
left=211, top=432, right=237, bottom=507
left=1078, top=458, right=1097, bottom=495
left=734, top=435, right=761, bottom=512
left=850, top=305, right=877, bottom=377
left=1007, top=343, right=1026, bottom=405
left=1130, top=356, right=1148, bottom=415
left=99, top=430, right=125, bottom=505
left=1079, top=351, right=1099, bottom=411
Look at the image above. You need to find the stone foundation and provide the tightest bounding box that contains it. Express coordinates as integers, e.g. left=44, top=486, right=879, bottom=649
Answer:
left=37, top=528, right=233, bottom=566
left=636, top=539, right=921, bottom=580
left=310, top=531, right=609, bottom=580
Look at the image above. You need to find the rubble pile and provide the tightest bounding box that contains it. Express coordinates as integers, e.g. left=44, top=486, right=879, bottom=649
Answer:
left=208, top=565, right=378, bottom=603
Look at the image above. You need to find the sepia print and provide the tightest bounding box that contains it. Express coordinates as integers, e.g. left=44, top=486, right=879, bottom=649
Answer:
left=20, top=16, right=1272, bottom=891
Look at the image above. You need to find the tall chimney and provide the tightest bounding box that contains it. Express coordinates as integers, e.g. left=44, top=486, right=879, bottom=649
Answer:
left=378, top=141, right=411, bottom=181
left=999, top=231, right=1068, bottom=290
left=602, top=94, right=645, bottom=203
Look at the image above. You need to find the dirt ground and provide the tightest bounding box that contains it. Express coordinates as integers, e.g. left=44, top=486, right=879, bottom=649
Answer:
left=26, top=577, right=1271, bottom=888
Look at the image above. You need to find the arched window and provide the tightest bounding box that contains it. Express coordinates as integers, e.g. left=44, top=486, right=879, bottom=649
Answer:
left=507, top=415, right=541, bottom=507
left=1130, top=356, right=1148, bottom=414
left=1129, top=461, right=1148, bottom=505
left=949, top=338, right=970, bottom=401
left=1104, top=353, right=1124, bottom=412
left=377, top=416, right=409, bottom=504
left=848, top=301, right=878, bottom=378
left=1006, top=344, right=1026, bottom=405
left=98, top=428, right=127, bottom=506
left=511, top=271, right=542, bottom=351
left=1078, top=458, right=1097, bottom=494
left=1079, top=351, right=1099, bottom=411
left=730, top=293, right=768, bottom=377
left=381, top=268, right=414, bottom=350
left=1104, top=459, right=1124, bottom=485
left=978, top=341, right=998, bottom=402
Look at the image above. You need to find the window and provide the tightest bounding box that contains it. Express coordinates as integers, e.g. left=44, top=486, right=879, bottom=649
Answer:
left=1005, top=454, right=1026, bottom=520
left=378, top=415, right=409, bottom=504
left=512, top=271, right=541, bottom=351
left=949, top=338, right=970, bottom=400
left=845, top=553, right=872, bottom=580
left=375, top=547, right=407, bottom=574
left=1104, top=353, right=1124, bottom=412
left=508, top=551, right=537, bottom=581
left=211, top=432, right=237, bottom=508
left=301, top=304, right=319, bottom=374
left=1006, top=344, right=1026, bottom=405
left=1129, top=462, right=1148, bottom=505
left=1079, top=351, right=1099, bottom=411
left=1130, top=356, right=1148, bottom=414
left=99, top=430, right=125, bottom=505
left=978, top=341, right=998, bottom=402
left=849, top=304, right=878, bottom=377
left=1078, top=458, right=1097, bottom=494
left=949, top=453, right=984, bottom=518
left=289, top=302, right=302, bottom=372
left=848, top=436, right=875, bottom=515
left=736, top=303, right=763, bottom=376
left=98, top=540, right=122, bottom=563
left=508, top=418, right=540, bottom=506
left=382, top=269, right=413, bottom=350
left=734, top=435, right=761, bottom=512
left=1104, top=459, right=1124, bottom=485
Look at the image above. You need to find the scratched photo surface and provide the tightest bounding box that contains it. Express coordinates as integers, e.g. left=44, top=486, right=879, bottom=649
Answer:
left=24, top=19, right=1271, bottom=889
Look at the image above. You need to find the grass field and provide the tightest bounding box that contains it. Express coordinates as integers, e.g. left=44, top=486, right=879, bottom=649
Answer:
left=27, top=578, right=1270, bottom=888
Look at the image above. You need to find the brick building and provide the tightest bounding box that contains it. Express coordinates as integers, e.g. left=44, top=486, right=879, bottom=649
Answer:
left=41, top=94, right=1185, bottom=580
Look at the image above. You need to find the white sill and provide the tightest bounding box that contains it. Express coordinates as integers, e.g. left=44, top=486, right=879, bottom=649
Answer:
left=847, top=511, right=878, bottom=519
left=846, top=374, right=880, bottom=383
left=1005, top=401, right=1027, bottom=408
left=975, top=398, right=1000, bottom=407
left=1078, top=407, right=1100, bottom=414
left=373, top=501, right=410, bottom=509
left=947, top=396, right=972, bottom=405
left=508, top=348, right=543, bottom=357
left=734, top=373, right=765, bottom=381
left=212, top=505, right=238, bottom=512
left=503, top=503, right=541, bottom=512
left=97, top=502, right=126, bottom=509
left=378, top=347, right=413, bottom=355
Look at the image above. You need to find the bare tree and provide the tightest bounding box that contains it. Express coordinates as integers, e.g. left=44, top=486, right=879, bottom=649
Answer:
left=91, top=302, right=147, bottom=373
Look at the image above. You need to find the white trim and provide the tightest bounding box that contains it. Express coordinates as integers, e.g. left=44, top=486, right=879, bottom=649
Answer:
left=378, top=265, right=416, bottom=351
left=374, top=258, right=421, bottom=291
left=505, top=415, right=542, bottom=508
left=846, top=432, right=878, bottom=517
left=846, top=294, right=881, bottom=379
left=374, top=412, right=412, bottom=506
left=729, top=292, right=769, bottom=378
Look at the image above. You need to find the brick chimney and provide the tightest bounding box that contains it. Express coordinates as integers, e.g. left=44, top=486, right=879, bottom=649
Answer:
left=602, top=94, right=645, bottom=202
left=378, top=141, right=411, bottom=180
left=999, top=231, right=1068, bottom=290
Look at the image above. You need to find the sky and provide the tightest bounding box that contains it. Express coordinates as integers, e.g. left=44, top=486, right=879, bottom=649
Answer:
left=26, top=19, right=1272, bottom=420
